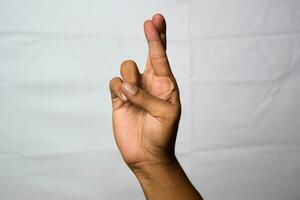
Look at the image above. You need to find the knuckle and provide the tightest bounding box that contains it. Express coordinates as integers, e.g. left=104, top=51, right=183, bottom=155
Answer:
left=163, top=104, right=181, bottom=120
left=139, top=90, right=148, bottom=102
left=154, top=76, right=176, bottom=97
left=174, top=105, right=181, bottom=117
left=163, top=77, right=175, bottom=90
left=150, top=52, right=167, bottom=61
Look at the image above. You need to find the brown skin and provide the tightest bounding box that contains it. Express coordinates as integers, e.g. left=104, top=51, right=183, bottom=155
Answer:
left=109, top=14, right=203, bottom=200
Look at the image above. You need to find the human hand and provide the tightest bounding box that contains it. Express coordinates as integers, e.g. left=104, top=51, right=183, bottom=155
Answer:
left=109, top=14, right=181, bottom=170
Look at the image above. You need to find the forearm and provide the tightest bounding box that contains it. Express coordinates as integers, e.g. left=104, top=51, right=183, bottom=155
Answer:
left=132, top=156, right=203, bottom=200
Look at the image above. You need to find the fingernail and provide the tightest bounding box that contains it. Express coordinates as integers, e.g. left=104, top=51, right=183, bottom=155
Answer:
left=120, top=93, right=127, bottom=101
left=123, top=82, right=138, bottom=95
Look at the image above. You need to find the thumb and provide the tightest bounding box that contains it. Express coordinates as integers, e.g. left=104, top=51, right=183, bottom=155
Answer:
left=121, top=82, right=170, bottom=118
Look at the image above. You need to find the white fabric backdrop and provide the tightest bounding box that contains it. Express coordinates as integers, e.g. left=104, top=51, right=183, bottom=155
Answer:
left=0, top=0, right=300, bottom=199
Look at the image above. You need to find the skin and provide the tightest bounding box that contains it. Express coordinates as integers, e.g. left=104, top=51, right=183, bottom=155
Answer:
left=109, top=14, right=203, bottom=200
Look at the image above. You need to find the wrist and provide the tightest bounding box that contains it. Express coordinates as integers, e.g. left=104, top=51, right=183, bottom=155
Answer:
left=131, top=155, right=188, bottom=191
left=128, top=149, right=177, bottom=173
left=131, top=156, right=203, bottom=200
left=130, top=154, right=178, bottom=178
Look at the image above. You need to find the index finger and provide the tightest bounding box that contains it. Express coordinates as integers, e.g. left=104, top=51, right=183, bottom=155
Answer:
left=144, top=20, right=172, bottom=76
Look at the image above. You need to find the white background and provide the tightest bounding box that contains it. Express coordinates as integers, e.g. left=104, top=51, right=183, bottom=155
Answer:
left=0, top=0, right=300, bottom=199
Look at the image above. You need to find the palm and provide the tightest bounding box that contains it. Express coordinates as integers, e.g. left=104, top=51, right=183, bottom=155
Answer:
left=112, top=70, right=175, bottom=165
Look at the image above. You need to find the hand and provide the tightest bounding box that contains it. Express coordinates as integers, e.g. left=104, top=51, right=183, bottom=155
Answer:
left=109, top=14, right=203, bottom=200
left=109, top=14, right=181, bottom=170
